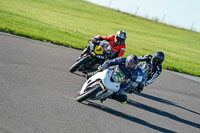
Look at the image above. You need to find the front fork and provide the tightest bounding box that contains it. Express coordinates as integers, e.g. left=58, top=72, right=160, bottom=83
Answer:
left=77, top=46, right=90, bottom=61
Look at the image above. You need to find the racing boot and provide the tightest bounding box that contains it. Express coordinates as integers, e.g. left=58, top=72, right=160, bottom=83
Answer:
left=110, top=91, right=127, bottom=104
left=135, top=83, right=144, bottom=93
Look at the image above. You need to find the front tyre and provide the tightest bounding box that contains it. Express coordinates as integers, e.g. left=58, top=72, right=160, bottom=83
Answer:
left=76, top=86, right=102, bottom=102
left=69, top=56, right=90, bottom=73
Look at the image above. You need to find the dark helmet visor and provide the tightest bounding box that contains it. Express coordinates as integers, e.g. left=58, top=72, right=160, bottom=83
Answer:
left=116, top=36, right=125, bottom=43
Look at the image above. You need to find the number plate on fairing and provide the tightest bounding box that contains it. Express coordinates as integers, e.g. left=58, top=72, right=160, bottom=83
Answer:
left=94, top=46, right=104, bottom=55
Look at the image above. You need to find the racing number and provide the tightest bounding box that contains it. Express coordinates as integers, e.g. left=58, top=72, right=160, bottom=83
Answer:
left=94, top=46, right=104, bottom=55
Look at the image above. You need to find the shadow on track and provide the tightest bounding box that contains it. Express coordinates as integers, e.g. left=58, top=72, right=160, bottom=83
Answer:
left=72, top=72, right=86, bottom=78
left=82, top=101, right=176, bottom=133
left=133, top=92, right=200, bottom=116
left=127, top=99, right=200, bottom=129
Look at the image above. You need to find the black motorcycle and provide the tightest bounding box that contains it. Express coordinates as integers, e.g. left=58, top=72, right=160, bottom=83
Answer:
left=69, top=40, right=115, bottom=74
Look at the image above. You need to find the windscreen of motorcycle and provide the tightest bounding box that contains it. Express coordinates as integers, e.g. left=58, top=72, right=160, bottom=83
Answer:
left=94, top=40, right=112, bottom=55
left=102, top=43, right=111, bottom=55
left=101, top=41, right=116, bottom=59
left=111, top=67, right=126, bottom=83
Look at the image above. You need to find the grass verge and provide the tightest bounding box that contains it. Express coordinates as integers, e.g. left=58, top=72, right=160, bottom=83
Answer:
left=0, top=0, right=200, bottom=76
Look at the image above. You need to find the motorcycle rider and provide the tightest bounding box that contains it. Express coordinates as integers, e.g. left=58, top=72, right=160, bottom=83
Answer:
left=135, top=51, right=165, bottom=92
left=79, top=30, right=127, bottom=59
left=98, top=54, right=140, bottom=104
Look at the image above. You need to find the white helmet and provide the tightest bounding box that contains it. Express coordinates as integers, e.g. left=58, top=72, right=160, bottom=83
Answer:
left=115, top=30, right=127, bottom=45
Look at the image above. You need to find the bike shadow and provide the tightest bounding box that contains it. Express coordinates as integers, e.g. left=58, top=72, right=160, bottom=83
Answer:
left=82, top=101, right=176, bottom=133
left=72, top=72, right=86, bottom=78
left=127, top=98, right=200, bottom=129
left=133, top=92, right=200, bottom=116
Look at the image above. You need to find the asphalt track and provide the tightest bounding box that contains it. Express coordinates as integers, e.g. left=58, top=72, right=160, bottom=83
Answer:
left=0, top=32, right=200, bottom=133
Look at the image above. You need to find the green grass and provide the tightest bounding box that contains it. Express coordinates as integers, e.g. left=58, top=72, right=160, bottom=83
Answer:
left=0, top=0, right=200, bottom=76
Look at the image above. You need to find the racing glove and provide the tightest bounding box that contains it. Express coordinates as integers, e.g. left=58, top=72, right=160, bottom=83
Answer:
left=90, top=38, right=96, bottom=42
left=97, top=65, right=103, bottom=72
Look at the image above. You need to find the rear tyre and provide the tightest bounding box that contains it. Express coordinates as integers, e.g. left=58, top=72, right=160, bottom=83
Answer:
left=76, top=86, right=102, bottom=102
left=69, top=56, right=90, bottom=73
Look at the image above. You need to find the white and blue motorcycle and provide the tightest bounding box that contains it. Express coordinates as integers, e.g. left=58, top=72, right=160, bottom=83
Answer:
left=76, top=67, right=125, bottom=103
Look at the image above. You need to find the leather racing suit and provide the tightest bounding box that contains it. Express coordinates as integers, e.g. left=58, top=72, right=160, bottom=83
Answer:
left=136, top=54, right=162, bottom=92
left=92, top=35, right=126, bottom=58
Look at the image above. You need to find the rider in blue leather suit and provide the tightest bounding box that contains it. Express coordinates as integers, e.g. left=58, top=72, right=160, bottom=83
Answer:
left=98, top=54, right=140, bottom=104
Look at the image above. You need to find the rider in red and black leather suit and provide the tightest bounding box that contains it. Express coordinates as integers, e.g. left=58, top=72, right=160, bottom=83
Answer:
left=79, top=31, right=127, bottom=59
left=91, top=30, right=126, bottom=58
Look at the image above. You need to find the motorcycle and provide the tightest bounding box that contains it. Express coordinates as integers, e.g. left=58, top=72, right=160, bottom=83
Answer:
left=76, top=66, right=126, bottom=103
left=69, top=40, right=115, bottom=74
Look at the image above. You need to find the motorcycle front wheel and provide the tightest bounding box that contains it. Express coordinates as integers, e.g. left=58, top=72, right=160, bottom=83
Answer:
left=76, top=85, right=102, bottom=102
left=69, top=55, right=90, bottom=73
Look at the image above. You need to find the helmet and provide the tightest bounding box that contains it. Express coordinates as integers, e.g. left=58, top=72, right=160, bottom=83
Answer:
left=126, top=54, right=139, bottom=70
left=152, top=51, right=165, bottom=65
left=115, top=30, right=127, bottom=45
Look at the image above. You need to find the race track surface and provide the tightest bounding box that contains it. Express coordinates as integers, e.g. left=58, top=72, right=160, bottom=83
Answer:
left=0, top=32, right=200, bottom=133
